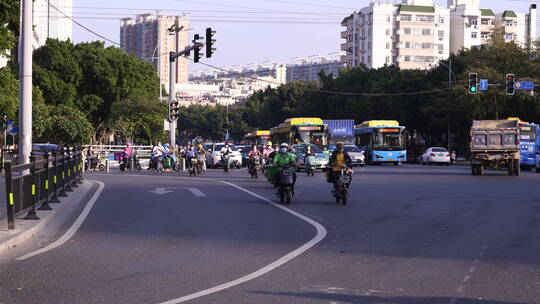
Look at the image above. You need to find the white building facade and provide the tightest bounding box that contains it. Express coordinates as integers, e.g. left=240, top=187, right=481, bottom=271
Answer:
left=286, top=59, right=345, bottom=83
left=33, top=0, right=73, bottom=46
left=341, top=0, right=450, bottom=70
left=449, top=0, right=536, bottom=54
left=341, top=0, right=537, bottom=70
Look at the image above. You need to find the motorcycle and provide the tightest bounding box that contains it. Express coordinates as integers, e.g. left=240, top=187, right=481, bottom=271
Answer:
left=249, top=155, right=261, bottom=178
left=305, top=155, right=316, bottom=176
left=162, top=156, right=180, bottom=172
left=120, top=155, right=142, bottom=171
left=85, top=157, right=105, bottom=171
left=222, top=154, right=231, bottom=172
left=153, top=157, right=163, bottom=175
left=276, top=164, right=295, bottom=204
left=333, top=165, right=353, bottom=205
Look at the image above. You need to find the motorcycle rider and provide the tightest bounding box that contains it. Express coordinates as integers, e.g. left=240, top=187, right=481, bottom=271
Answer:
left=220, top=141, right=234, bottom=166
left=248, top=144, right=262, bottom=171
left=267, top=144, right=280, bottom=162
left=151, top=141, right=165, bottom=170
left=196, top=144, right=207, bottom=172
left=328, top=142, right=352, bottom=192
left=272, top=143, right=297, bottom=189
left=304, top=144, right=316, bottom=164
left=122, top=142, right=134, bottom=169
left=262, top=142, right=274, bottom=159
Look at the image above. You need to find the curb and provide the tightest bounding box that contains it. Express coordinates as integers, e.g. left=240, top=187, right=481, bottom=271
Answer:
left=0, top=181, right=93, bottom=255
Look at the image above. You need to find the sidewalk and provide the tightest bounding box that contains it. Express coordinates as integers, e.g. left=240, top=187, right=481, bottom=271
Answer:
left=0, top=180, right=94, bottom=254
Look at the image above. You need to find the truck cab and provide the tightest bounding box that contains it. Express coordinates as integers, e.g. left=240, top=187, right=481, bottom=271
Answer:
left=470, top=120, right=520, bottom=176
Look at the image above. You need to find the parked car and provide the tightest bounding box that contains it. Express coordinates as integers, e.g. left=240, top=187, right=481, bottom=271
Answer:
left=343, top=145, right=365, bottom=167
left=207, top=143, right=242, bottom=169
left=293, top=144, right=329, bottom=171
left=420, top=147, right=451, bottom=166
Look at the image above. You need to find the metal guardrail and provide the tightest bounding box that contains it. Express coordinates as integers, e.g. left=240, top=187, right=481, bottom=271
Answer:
left=3, top=147, right=84, bottom=230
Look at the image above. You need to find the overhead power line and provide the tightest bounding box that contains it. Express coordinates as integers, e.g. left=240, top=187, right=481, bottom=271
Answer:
left=47, top=2, right=121, bottom=46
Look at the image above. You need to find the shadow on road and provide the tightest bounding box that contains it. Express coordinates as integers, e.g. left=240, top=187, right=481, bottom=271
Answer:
left=252, top=291, right=527, bottom=304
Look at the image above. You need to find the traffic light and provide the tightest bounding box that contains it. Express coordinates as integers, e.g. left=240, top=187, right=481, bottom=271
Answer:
left=193, top=34, right=203, bottom=63
left=169, top=99, right=179, bottom=121
left=506, top=73, right=515, bottom=95
left=468, top=73, right=478, bottom=94
left=205, top=27, right=216, bottom=58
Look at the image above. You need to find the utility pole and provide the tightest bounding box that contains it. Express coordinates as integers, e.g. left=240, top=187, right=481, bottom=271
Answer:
left=47, top=0, right=50, bottom=39
left=19, top=0, right=33, bottom=165
left=167, top=22, right=183, bottom=147
left=448, top=59, right=451, bottom=152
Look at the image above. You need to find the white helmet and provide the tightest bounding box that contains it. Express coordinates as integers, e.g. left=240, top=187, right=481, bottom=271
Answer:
left=280, top=143, right=289, bottom=148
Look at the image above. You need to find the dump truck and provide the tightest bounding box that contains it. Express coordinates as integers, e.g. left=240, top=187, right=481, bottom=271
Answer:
left=470, top=120, right=520, bottom=176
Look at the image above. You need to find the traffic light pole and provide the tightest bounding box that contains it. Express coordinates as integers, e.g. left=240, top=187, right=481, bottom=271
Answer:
left=168, top=44, right=202, bottom=147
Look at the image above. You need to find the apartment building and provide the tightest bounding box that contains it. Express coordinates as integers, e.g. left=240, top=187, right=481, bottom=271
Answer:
left=120, top=14, right=190, bottom=90
left=449, top=0, right=536, bottom=54
left=286, top=58, right=345, bottom=83
left=33, top=0, right=73, bottom=46
left=340, top=0, right=450, bottom=70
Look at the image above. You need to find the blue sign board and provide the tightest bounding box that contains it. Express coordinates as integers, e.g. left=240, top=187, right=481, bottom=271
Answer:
left=514, top=81, right=534, bottom=90
left=479, top=79, right=488, bottom=91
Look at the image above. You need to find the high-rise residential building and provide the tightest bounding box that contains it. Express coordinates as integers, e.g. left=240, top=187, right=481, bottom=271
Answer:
left=120, top=14, right=190, bottom=91
left=449, top=1, right=536, bottom=54
left=341, top=0, right=537, bottom=70
left=286, top=58, right=346, bottom=83
left=340, top=0, right=450, bottom=70
left=33, top=0, right=73, bottom=46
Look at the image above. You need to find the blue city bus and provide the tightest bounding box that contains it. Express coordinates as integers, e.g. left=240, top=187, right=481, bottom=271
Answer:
left=354, top=120, right=407, bottom=165
left=509, top=118, right=540, bottom=169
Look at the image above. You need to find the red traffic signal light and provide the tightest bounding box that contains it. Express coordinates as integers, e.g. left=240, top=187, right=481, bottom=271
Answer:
left=169, top=100, right=179, bottom=121
left=506, top=74, right=515, bottom=95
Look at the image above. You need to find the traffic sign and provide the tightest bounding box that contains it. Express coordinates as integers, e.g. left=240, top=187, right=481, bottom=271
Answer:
left=514, top=81, right=534, bottom=90
left=479, top=79, right=488, bottom=91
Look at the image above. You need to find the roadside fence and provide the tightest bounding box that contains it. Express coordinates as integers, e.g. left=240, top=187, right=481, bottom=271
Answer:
left=3, top=147, right=84, bottom=230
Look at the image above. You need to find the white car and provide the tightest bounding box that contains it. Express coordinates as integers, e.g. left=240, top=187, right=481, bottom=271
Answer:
left=420, top=147, right=451, bottom=166
left=344, top=145, right=365, bottom=167
left=208, top=143, right=242, bottom=169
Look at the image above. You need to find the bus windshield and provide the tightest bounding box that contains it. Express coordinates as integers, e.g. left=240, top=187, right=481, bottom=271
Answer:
left=372, top=130, right=405, bottom=151
left=297, top=129, right=327, bottom=146
left=520, top=127, right=536, bottom=142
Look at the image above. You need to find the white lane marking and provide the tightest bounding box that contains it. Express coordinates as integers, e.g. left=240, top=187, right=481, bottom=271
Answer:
left=149, top=187, right=174, bottom=195
left=156, top=180, right=327, bottom=304
left=188, top=188, right=206, bottom=197
left=16, top=181, right=105, bottom=261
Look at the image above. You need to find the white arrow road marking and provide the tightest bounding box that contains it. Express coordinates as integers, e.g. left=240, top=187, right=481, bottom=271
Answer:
left=188, top=188, right=206, bottom=197
left=149, top=187, right=174, bottom=195
left=149, top=187, right=206, bottom=197
left=156, top=180, right=327, bottom=304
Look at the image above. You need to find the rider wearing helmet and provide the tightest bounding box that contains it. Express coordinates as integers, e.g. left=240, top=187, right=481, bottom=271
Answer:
left=272, top=143, right=297, bottom=187
left=328, top=142, right=352, bottom=190
left=263, top=141, right=274, bottom=159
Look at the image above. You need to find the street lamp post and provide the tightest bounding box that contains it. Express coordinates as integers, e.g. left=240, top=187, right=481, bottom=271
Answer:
left=438, top=59, right=456, bottom=152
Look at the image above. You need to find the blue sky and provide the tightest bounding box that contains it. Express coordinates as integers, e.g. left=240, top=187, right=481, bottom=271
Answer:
left=71, top=0, right=538, bottom=71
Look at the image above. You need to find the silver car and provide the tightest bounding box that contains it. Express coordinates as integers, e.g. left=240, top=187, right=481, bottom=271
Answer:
left=344, top=145, right=365, bottom=167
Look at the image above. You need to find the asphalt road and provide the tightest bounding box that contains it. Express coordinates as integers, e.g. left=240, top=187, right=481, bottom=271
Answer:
left=0, top=164, right=539, bottom=304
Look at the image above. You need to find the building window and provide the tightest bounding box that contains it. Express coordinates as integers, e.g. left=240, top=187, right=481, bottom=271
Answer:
left=470, top=18, right=478, bottom=25
left=386, top=42, right=391, bottom=49
left=481, top=18, right=490, bottom=25
left=481, top=32, right=490, bottom=39
left=438, top=44, right=444, bottom=50
left=422, top=43, right=432, bottom=49
left=438, top=30, right=444, bottom=38
left=403, top=28, right=412, bottom=35
left=387, top=15, right=391, bottom=22
left=471, top=32, right=478, bottom=39
left=422, top=29, right=432, bottom=35
left=416, top=15, right=434, bottom=22
left=386, top=29, right=391, bottom=35
left=404, top=55, right=411, bottom=62
left=400, top=14, right=412, bottom=21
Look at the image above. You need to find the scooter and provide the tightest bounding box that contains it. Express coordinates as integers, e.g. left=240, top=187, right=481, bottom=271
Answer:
left=249, top=155, right=261, bottom=178
left=333, top=165, right=353, bottom=205
left=305, top=155, right=316, bottom=176
left=276, top=164, right=295, bottom=204
left=85, top=157, right=105, bottom=171
left=222, top=154, right=231, bottom=172
left=153, top=157, right=163, bottom=175
left=120, top=155, right=142, bottom=171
